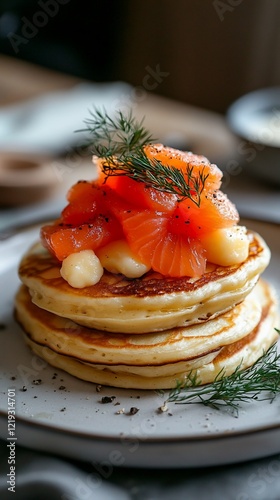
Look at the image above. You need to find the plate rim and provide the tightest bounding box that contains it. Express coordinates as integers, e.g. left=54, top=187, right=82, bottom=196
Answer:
left=1, top=409, right=280, bottom=444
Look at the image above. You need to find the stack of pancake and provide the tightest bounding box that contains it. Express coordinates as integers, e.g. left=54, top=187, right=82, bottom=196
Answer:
left=15, top=229, right=278, bottom=389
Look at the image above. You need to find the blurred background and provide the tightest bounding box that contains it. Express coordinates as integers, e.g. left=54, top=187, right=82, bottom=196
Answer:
left=1, top=0, right=280, bottom=112
left=1, top=0, right=280, bottom=213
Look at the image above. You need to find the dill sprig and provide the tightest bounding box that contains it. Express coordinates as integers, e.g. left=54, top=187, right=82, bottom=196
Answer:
left=101, top=153, right=208, bottom=206
left=164, top=334, right=280, bottom=415
left=80, top=108, right=209, bottom=206
left=82, top=108, right=155, bottom=157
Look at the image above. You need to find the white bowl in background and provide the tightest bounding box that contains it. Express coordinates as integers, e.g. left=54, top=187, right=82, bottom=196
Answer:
left=227, top=87, right=280, bottom=185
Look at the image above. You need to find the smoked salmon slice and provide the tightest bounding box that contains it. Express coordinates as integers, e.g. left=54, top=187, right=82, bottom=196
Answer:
left=118, top=209, right=206, bottom=277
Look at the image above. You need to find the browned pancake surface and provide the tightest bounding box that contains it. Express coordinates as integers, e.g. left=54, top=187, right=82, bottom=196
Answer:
left=19, top=230, right=264, bottom=299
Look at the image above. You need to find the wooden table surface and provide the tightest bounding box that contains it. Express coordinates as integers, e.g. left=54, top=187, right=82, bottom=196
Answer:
left=0, top=54, right=81, bottom=106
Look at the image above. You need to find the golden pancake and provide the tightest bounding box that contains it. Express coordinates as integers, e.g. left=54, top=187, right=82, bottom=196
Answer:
left=14, top=280, right=279, bottom=389
left=14, top=281, right=266, bottom=365
left=18, top=230, right=270, bottom=334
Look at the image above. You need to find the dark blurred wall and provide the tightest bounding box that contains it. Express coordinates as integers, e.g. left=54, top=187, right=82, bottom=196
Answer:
left=0, top=0, right=124, bottom=81
left=117, top=0, right=280, bottom=113
left=1, top=0, right=280, bottom=113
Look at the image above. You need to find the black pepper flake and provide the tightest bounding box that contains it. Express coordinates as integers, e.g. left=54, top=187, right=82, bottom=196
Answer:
left=101, top=396, right=116, bottom=404
left=21, top=386, right=27, bottom=392
left=0, top=323, right=6, bottom=330
left=33, top=379, right=42, bottom=385
left=129, top=407, right=139, bottom=415
left=59, top=385, right=66, bottom=390
left=10, top=376, right=16, bottom=381
left=60, top=407, right=66, bottom=412
left=52, top=373, right=57, bottom=380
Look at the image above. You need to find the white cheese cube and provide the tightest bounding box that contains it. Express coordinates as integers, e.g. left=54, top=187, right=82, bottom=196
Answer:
left=200, top=226, right=249, bottom=267
left=96, top=239, right=151, bottom=278
left=60, top=250, right=103, bottom=288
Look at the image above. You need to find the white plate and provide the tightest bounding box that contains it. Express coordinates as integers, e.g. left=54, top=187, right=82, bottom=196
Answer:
left=0, top=219, right=279, bottom=468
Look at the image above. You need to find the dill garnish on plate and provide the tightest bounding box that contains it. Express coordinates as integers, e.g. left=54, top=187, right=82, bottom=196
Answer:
left=160, top=331, right=280, bottom=415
